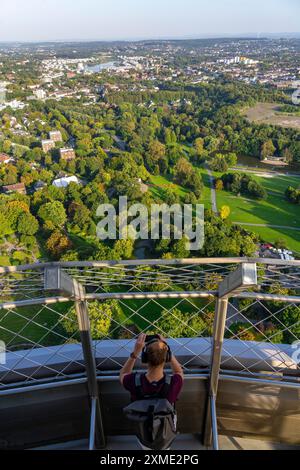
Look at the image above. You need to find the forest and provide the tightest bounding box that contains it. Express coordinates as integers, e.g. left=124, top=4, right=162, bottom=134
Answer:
left=0, top=77, right=299, bottom=265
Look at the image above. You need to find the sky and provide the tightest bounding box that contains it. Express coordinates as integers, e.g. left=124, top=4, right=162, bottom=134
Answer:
left=0, top=0, right=299, bottom=42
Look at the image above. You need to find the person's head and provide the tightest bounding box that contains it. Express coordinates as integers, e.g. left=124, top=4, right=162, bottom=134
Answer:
left=145, top=340, right=169, bottom=368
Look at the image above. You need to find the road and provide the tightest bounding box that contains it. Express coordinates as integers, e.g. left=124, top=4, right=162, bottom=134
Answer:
left=233, top=222, right=300, bottom=232
left=112, top=135, right=127, bottom=151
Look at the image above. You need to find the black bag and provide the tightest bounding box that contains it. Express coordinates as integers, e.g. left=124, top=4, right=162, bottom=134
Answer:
left=123, top=373, right=178, bottom=450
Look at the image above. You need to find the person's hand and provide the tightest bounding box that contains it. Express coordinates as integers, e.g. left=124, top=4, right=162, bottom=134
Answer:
left=133, top=333, right=146, bottom=356
left=157, top=334, right=166, bottom=342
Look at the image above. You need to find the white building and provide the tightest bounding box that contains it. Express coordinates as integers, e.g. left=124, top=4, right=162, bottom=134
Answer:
left=33, top=89, right=47, bottom=100
left=0, top=100, right=26, bottom=111
left=52, top=175, right=80, bottom=188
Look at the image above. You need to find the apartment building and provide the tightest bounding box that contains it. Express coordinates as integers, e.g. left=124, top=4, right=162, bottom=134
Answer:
left=42, top=139, right=55, bottom=153
left=59, top=148, right=76, bottom=161
left=2, top=182, right=27, bottom=195
left=49, top=130, right=63, bottom=142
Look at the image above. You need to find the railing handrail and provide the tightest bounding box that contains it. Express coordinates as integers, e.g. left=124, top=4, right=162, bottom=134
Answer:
left=1, top=258, right=299, bottom=449
left=2, top=290, right=300, bottom=311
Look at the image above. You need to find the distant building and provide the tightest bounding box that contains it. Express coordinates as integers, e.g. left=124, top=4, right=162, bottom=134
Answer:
left=60, top=148, right=76, bottom=161
left=42, top=139, right=55, bottom=153
left=49, top=130, right=63, bottom=142
left=2, top=183, right=26, bottom=195
left=274, top=81, right=293, bottom=89
left=0, top=87, right=6, bottom=105
left=34, top=181, right=47, bottom=192
left=264, top=155, right=288, bottom=166
left=42, top=76, right=53, bottom=84
left=3, top=100, right=25, bottom=110
left=136, top=178, right=149, bottom=194
left=33, top=89, right=46, bottom=100
left=52, top=175, right=80, bottom=188
left=0, top=153, right=12, bottom=164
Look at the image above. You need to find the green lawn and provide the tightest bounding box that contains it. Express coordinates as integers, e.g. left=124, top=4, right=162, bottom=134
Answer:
left=240, top=226, right=300, bottom=254
left=0, top=297, right=213, bottom=348
left=215, top=182, right=299, bottom=227
left=120, top=297, right=212, bottom=331
left=205, top=169, right=300, bottom=252
left=197, top=167, right=213, bottom=207
left=0, top=302, right=74, bottom=348
left=149, top=167, right=300, bottom=252
left=149, top=174, right=188, bottom=200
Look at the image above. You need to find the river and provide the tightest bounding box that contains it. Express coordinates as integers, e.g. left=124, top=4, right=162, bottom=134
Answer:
left=236, top=155, right=300, bottom=174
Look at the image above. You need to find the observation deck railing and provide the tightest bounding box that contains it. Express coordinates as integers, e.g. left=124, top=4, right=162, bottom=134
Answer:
left=0, top=258, right=299, bottom=449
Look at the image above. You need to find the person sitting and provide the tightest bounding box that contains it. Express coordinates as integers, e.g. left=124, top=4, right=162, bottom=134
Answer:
left=120, top=333, right=184, bottom=450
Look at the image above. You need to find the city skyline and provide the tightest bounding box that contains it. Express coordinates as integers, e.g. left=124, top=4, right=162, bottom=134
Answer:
left=0, top=0, right=299, bottom=42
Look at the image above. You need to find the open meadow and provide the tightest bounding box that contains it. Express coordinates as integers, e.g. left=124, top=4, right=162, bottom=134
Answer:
left=200, top=166, right=300, bottom=253
left=243, top=102, right=300, bottom=130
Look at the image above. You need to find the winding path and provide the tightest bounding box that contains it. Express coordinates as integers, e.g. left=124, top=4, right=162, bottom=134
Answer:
left=233, top=222, right=300, bottom=232
left=205, top=165, right=218, bottom=213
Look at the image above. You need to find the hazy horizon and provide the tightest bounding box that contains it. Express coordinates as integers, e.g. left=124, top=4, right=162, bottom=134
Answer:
left=1, top=33, right=300, bottom=45
left=0, top=0, right=299, bottom=42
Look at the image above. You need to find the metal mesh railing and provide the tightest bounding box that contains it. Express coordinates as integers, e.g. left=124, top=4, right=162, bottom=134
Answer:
left=0, top=268, right=45, bottom=302
left=258, top=263, right=300, bottom=294
left=88, top=297, right=215, bottom=373
left=63, top=260, right=300, bottom=296
left=63, top=262, right=233, bottom=295
left=221, top=298, right=300, bottom=379
left=0, top=300, right=85, bottom=387
left=1, top=259, right=300, bottom=299
left=0, top=258, right=300, bottom=392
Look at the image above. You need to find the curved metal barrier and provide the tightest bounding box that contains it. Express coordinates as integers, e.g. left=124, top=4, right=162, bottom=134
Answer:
left=0, top=258, right=299, bottom=449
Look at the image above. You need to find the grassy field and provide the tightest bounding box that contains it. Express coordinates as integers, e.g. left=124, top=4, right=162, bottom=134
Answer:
left=0, top=302, right=74, bottom=347
left=150, top=166, right=300, bottom=252
left=197, top=167, right=214, bottom=207
left=0, top=296, right=213, bottom=348
left=149, top=174, right=188, bottom=199
left=215, top=188, right=300, bottom=252
left=215, top=173, right=300, bottom=226
left=120, top=297, right=212, bottom=332
left=243, top=102, right=300, bottom=130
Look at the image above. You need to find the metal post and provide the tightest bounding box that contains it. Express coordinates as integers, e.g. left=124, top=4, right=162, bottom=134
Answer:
left=44, top=267, right=106, bottom=449
left=204, top=297, right=228, bottom=449
left=203, top=263, right=258, bottom=449
left=210, top=395, right=219, bottom=451
left=89, top=396, right=98, bottom=450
